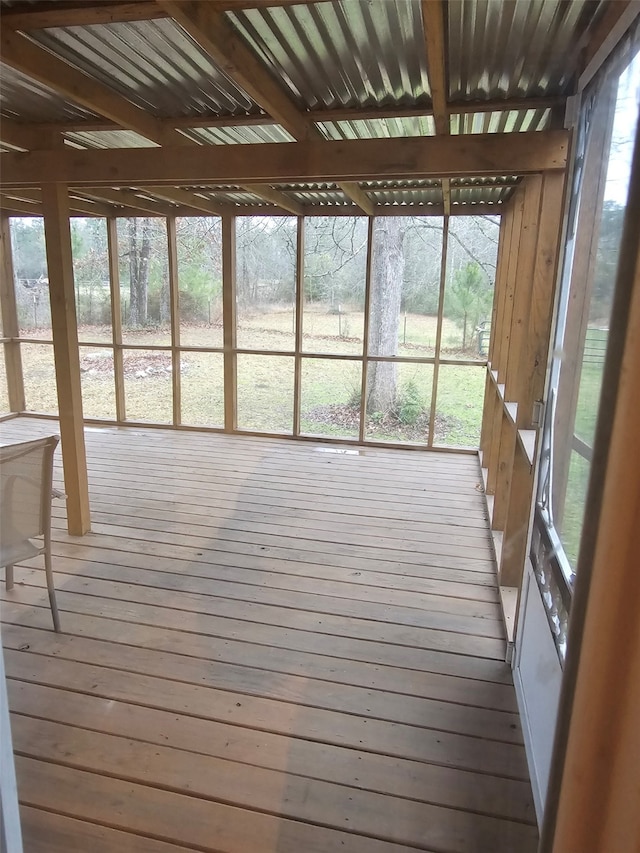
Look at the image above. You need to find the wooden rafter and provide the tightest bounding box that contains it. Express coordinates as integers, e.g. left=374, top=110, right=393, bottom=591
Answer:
left=0, top=132, right=569, bottom=187
left=77, top=188, right=179, bottom=217
left=141, top=187, right=224, bottom=217
left=421, top=1, right=450, bottom=214
left=157, top=0, right=372, bottom=213
left=240, top=184, right=304, bottom=216
left=0, top=1, right=167, bottom=30
left=0, top=117, right=41, bottom=151
left=0, top=188, right=115, bottom=217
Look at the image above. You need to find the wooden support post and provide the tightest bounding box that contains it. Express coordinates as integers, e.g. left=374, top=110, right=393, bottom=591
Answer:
left=0, top=215, right=25, bottom=412
left=222, top=215, right=237, bottom=433
left=504, top=175, right=543, bottom=400
left=358, top=217, right=374, bottom=443
left=499, top=443, right=534, bottom=586
left=106, top=218, right=125, bottom=422
left=428, top=215, right=449, bottom=447
left=41, top=183, right=90, bottom=535
left=492, top=411, right=517, bottom=532
left=167, top=216, right=181, bottom=426
left=494, top=192, right=524, bottom=382
left=293, top=217, right=303, bottom=436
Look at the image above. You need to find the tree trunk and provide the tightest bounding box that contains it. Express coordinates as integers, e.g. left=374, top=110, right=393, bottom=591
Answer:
left=367, top=218, right=405, bottom=414
left=128, top=217, right=150, bottom=327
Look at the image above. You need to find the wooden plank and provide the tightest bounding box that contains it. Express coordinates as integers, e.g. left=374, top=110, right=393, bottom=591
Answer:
left=79, top=188, right=177, bottom=217
left=358, top=218, right=374, bottom=442
left=421, top=0, right=449, bottom=136
left=1, top=1, right=167, bottom=29
left=166, top=216, right=181, bottom=426
left=491, top=410, right=517, bottom=533
left=0, top=131, right=571, bottom=187
left=0, top=215, right=25, bottom=412
left=240, top=183, right=304, bottom=216
left=40, top=184, right=91, bottom=535
left=516, top=171, right=566, bottom=427
left=157, top=0, right=311, bottom=141
left=499, top=440, right=533, bottom=587
left=504, top=175, right=543, bottom=400
left=293, top=217, right=303, bottom=436
left=14, top=756, right=423, bottom=853
left=337, top=182, right=374, bottom=216
left=0, top=29, right=185, bottom=147
left=0, top=117, right=40, bottom=151
left=144, top=185, right=224, bottom=216
left=8, top=685, right=531, bottom=823
left=222, top=215, right=237, bottom=431
left=9, top=715, right=536, bottom=850
left=428, top=213, right=449, bottom=447
left=106, top=218, right=125, bottom=421
left=493, top=188, right=524, bottom=381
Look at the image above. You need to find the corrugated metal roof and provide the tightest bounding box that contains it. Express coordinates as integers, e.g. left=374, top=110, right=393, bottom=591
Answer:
left=64, top=129, right=158, bottom=149
left=181, top=125, right=295, bottom=145
left=450, top=108, right=551, bottom=135
left=316, top=115, right=435, bottom=140
left=228, top=0, right=431, bottom=111
left=0, top=63, right=99, bottom=122
left=447, top=0, right=605, bottom=100
left=29, top=18, right=261, bottom=117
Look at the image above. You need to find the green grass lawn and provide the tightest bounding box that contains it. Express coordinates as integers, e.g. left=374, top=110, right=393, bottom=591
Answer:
left=12, top=312, right=487, bottom=448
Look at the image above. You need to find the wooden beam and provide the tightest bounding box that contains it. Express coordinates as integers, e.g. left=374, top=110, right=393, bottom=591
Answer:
left=441, top=178, right=451, bottom=216
left=0, top=28, right=185, bottom=146
left=221, top=215, right=237, bottom=432
left=19, top=96, right=567, bottom=136
left=106, top=218, right=126, bottom=422
left=579, top=1, right=640, bottom=91
left=292, top=218, right=303, bottom=436
left=77, top=188, right=178, bottom=217
left=0, top=196, right=42, bottom=216
left=143, top=187, right=224, bottom=217
left=41, top=183, right=91, bottom=535
left=157, top=0, right=311, bottom=141
left=0, top=118, right=41, bottom=151
left=336, top=182, right=374, bottom=216
left=167, top=216, right=181, bottom=426
left=0, top=1, right=167, bottom=29
left=239, top=184, right=303, bottom=216
left=421, top=0, right=449, bottom=136
left=0, top=132, right=570, bottom=187
left=0, top=215, right=25, bottom=411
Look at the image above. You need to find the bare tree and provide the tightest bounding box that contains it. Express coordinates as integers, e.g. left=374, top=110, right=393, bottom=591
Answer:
left=367, top=217, right=406, bottom=413
left=127, top=217, right=152, bottom=327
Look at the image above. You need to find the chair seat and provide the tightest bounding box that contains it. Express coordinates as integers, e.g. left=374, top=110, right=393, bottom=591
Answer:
left=0, top=538, right=44, bottom=568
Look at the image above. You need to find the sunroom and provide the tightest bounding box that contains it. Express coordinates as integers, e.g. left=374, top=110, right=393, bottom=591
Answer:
left=0, top=2, right=639, bottom=852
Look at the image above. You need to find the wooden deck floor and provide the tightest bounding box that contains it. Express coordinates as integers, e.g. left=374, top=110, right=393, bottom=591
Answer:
left=0, top=418, right=537, bottom=852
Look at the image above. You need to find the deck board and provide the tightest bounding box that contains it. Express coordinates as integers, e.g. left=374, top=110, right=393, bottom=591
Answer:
left=1, top=418, right=537, bottom=852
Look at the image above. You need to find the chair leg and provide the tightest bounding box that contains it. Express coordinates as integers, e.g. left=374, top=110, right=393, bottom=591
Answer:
left=5, top=565, right=14, bottom=591
left=43, top=550, right=61, bottom=633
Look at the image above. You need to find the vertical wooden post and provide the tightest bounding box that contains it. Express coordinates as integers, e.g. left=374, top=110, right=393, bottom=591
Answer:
left=358, top=217, right=374, bottom=443
left=107, top=217, right=126, bottom=422
left=222, top=215, right=237, bottom=433
left=293, top=217, right=303, bottom=436
left=41, top=183, right=90, bottom=535
left=428, top=215, right=448, bottom=447
left=167, top=216, right=181, bottom=426
left=0, top=215, right=25, bottom=412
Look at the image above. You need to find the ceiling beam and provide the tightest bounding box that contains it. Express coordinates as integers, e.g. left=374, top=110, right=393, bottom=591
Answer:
left=421, top=0, right=449, bottom=136
left=157, top=0, right=372, bottom=214
left=0, top=132, right=570, bottom=187
left=78, top=187, right=179, bottom=217
left=0, top=117, right=42, bottom=151
left=0, top=1, right=167, bottom=30
left=18, top=97, right=566, bottom=136
left=141, top=186, right=225, bottom=216
left=157, top=0, right=311, bottom=141
left=240, top=184, right=303, bottom=216
left=0, top=28, right=186, bottom=146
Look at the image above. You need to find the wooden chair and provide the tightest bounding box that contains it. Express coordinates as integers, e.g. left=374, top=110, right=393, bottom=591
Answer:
left=0, top=435, right=63, bottom=632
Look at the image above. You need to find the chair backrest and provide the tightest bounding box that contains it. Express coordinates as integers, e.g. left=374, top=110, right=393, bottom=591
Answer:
left=0, top=435, right=59, bottom=549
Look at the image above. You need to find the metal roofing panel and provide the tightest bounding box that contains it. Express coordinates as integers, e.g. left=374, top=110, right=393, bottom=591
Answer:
left=29, top=18, right=261, bottom=117
left=316, top=114, right=435, bottom=140
left=0, top=63, right=99, bottom=122
left=447, top=0, right=605, bottom=100
left=182, top=125, right=295, bottom=145
left=64, top=129, right=158, bottom=149
left=450, top=108, right=551, bottom=134
left=228, top=0, right=431, bottom=111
